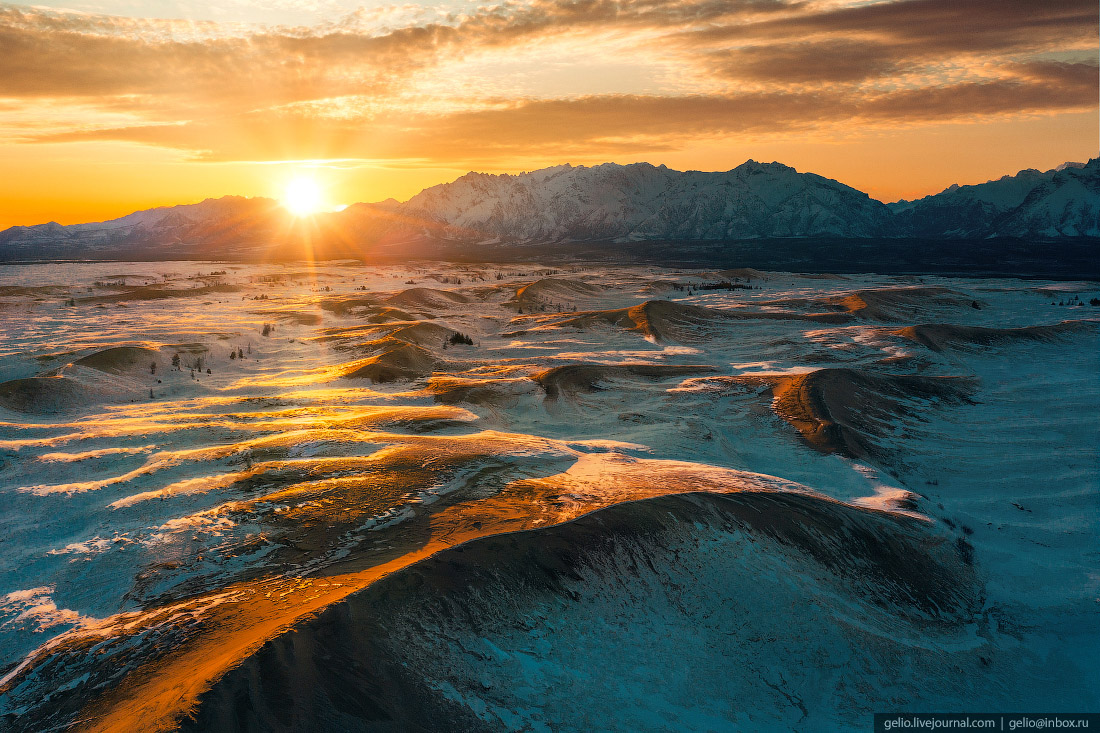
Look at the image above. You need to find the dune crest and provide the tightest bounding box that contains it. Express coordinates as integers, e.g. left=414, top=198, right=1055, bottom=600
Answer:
left=178, top=491, right=978, bottom=733
left=341, top=343, right=442, bottom=383
left=828, top=286, right=979, bottom=321
left=769, top=368, right=976, bottom=460
left=384, top=287, right=472, bottom=311
left=510, top=278, right=604, bottom=308
left=525, top=300, right=732, bottom=343
left=72, top=346, right=162, bottom=374
left=0, top=345, right=170, bottom=413
left=533, top=363, right=717, bottom=399
left=426, top=376, right=538, bottom=406
left=895, top=321, right=1095, bottom=352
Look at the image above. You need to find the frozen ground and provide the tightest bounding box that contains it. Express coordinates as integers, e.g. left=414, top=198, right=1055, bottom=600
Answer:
left=0, top=261, right=1095, bottom=731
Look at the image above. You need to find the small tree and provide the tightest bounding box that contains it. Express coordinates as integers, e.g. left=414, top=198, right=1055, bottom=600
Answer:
left=171, top=353, right=181, bottom=369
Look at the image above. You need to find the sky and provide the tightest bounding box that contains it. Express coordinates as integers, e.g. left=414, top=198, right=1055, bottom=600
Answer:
left=0, top=0, right=1097, bottom=228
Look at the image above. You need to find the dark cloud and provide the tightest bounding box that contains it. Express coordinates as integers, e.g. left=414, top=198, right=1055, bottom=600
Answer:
left=708, top=40, right=900, bottom=83
left=683, top=0, right=1096, bottom=54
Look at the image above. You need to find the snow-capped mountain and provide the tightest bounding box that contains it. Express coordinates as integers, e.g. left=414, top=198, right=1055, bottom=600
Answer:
left=890, top=159, right=1099, bottom=238
left=399, top=161, right=897, bottom=242
left=1, top=158, right=1097, bottom=261
left=0, top=196, right=285, bottom=259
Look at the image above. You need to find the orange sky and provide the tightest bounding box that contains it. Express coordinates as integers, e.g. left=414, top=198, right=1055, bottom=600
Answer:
left=0, top=0, right=1096, bottom=229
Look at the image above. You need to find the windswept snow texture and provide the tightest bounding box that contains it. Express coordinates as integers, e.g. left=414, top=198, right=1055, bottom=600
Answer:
left=0, top=262, right=1096, bottom=732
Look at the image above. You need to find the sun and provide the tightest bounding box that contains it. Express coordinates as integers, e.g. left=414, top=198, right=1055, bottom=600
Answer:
left=282, top=176, right=325, bottom=217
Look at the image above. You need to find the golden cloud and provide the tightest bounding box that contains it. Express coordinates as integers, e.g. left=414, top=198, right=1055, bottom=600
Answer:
left=3, top=0, right=1096, bottom=163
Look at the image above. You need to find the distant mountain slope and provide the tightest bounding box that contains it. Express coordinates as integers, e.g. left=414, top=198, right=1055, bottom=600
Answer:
left=1, top=159, right=1097, bottom=262
left=890, top=159, right=1099, bottom=238
left=398, top=161, right=898, bottom=242
left=0, top=196, right=285, bottom=259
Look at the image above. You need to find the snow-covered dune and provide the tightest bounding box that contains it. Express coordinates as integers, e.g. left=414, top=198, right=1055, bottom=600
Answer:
left=0, top=261, right=1095, bottom=732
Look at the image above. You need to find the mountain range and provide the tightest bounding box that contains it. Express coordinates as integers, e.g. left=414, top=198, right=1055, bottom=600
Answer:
left=1, top=158, right=1097, bottom=262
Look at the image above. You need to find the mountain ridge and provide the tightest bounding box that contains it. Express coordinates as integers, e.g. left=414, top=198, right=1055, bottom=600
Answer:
left=2, top=158, right=1097, bottom=261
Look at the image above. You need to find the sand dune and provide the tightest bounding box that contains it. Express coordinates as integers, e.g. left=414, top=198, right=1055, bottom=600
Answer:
left=179, top=491, right=977, bottom=733
left=385, top=322, right=462, bottom=347
left=521, top=299, right=848, bottom=341
left=714, top=267, right=767, bottom=281
left=384, top=287, right=472, bottom=311
left=0, top=285, right=72, bottom=297
left=72, top=346, right=162, bottom=374
left=525, top=300, right=732, bottom=343
left=341, top=343, right=441, bottom=383
left=0, top=367, right=156, bottom=414
left=511, top=278, right=604, bottom=308
left=364, top=307, right=418, bottom=323
left=318, top=322, right=463, bottom=358
left=0, top=376, right=109, bottom=413
left=76, top=284, right=240, bottom=305
left=0, top=346, right=166, bottom=412
left=0, top=262, right=1094, bottom=733
left=895, top=321, right=1096, bottom=352
left=828, top=286, right=980, bottom=321
left=533, top=363, right=716, bottom=399
left=761, top=368, right=976, bottom=461
left=318, top=297, right=381, bottom=317
left=426, top=376, right=538, bottom=406
left=250, top=309, right=324, bottom=325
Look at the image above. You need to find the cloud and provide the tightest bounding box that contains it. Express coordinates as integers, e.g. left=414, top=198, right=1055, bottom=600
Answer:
left=3, top=0, right=1097, bottom=162
left=682, top=0, right=1097, bottom=54
left=35, top=65, right=1097, bottom=163
left=0, top=11, right=450, bottom=106
left=707, top=40, right=901, bottom=83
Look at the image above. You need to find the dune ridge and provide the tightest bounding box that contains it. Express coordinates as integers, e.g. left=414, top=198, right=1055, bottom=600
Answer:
left=727, top=368, right=977, bottom=461
left=520, top=300, right=734, bottom=343
left=0, top=345, right=169, bottom=413
left=384, top=288, right=472, bottom=311
left=341, top=343, right=442, bottom=383
left=177, top=491, right=979, bottom=733
left=510, top=278, right=604, bottom=309
left=828, top=286, right=980, bottom=321
left=533, top=363, right=717, bottom=400
left=895, top=321, right=1096, bottom=352
left=72, top=346, right=162, bottom=374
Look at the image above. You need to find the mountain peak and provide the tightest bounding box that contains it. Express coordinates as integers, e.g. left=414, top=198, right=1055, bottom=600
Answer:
left=3, top=158, right=1097, bottom=261
left=732, top=160, right=797, bottom=175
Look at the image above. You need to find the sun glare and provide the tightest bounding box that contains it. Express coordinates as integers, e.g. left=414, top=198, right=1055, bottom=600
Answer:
left=282, top=177, right=325, bottom=217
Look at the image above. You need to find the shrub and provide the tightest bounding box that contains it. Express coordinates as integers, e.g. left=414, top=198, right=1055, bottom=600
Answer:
left=448, top=332, right=474, bottom=346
